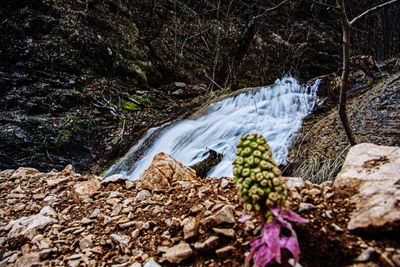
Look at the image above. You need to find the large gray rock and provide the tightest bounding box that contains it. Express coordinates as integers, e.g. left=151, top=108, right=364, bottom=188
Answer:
left=137, top=153, right=197, bottom=191
left=334, top=143, right=400, bottom=232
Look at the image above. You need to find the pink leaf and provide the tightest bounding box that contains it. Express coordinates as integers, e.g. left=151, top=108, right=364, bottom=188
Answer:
left=280, top=236, right=301, bottom=265
left=281, top=210, right=309, bottom=223
left=255, top=246, right=275, bottom=267
left=262, top=222, right=282, bottom=264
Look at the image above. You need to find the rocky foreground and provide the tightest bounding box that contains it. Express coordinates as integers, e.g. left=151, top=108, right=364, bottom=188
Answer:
left=1, top=144, right=399, bottom=266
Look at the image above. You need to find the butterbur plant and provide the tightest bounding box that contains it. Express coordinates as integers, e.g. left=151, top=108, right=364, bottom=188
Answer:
left=233, top=133, right=308, bottom=266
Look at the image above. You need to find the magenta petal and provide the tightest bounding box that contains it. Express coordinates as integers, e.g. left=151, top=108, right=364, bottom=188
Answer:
left=262, top=222, right=281, bottom=264
left=245, top=236, right=262, bottom=267
left=280, top=236, right=301, bottom=265
left=255, top=246, right=275, bottom=267
left=281, top=210, right=309, bottom=223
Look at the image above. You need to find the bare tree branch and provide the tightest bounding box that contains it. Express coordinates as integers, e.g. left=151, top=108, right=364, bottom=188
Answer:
left=311, top=0, right=338, bottom=9
left=349, top=0, right=399, bottom=25
left=254, top=0, right=290, bottom=19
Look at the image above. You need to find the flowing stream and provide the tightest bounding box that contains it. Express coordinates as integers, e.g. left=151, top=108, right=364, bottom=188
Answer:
left=106, top=77, right=320, bottom=179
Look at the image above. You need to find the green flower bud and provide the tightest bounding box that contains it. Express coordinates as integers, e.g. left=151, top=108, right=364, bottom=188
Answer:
left=256, top=173, right=264, bottom=182
left=257, top=188, right=264, bottom=196
left=266, top=199, right=275, bottom=207
left=241, top=147, right=252, bottom=157
left=272, top=177, right=281, bottom=186
left=254, top=203, right=261, bottom=211
left=245, top=203, right=253, bottom=212
left=246, top=156, right=255, bottom=166
left=236, top=148, right=243, bottom=155
left=253, top=150, right=262, bottom=157
left=253, top=167, right=261, bottom=173
left=250, top=172, right=256, bottom=181
left=242, top=168, right=251, bottom=177
left=272, top=167, right=281, bottom=177
left=245, top=177, right=252, bottom=185
left=269, top=192, right=279, bottom=202
left=241, top=134, right=250, bottom=141
left=250, top=142, right=258, bottom=149
left=242, top=140, right=251, bottom=147
left=258, top=145, right=266, bottom=152
left=260, top=179, right=268, bottom=187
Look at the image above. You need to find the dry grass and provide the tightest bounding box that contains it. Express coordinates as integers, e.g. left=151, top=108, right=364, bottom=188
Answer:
left=290, top=146, right=349, bottom=184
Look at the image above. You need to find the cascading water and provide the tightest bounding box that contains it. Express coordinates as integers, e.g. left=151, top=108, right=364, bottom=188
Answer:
left=106, top=76, right=320, bottom=179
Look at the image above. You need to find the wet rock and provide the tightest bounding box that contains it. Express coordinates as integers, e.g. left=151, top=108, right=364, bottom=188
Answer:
left=137, top=152, right=197, bottom=191
left=190, top=149, right=222, bottom=178
left=71, top=179, right=101, bottom=203
left=182, top=217, right=199, bottom=239
left=193, top=236, right=219, bottom=252
left=163, top=242, right=193, bottom=264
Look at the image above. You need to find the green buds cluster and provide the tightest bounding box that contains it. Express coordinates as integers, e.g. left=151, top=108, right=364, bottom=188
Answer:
left=232, top=133, right=289, bottom=221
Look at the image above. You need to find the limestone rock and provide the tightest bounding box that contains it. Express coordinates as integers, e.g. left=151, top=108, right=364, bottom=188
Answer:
left=193, top=236, right=219, bottom=251
left=71, top=179, right=101, bottom=203
left=14, top=252, right=40, bottom=267
left=215, top=245, right=235, bottom=258
left=163, top=242, right=193, bottom=264
left=212, top=228, right=235, bottom=238
left=137, top=152, right=197, bottom=191
left=347, top=180, right=400, bottom=232
left=334, top=143, right=400, bottom=232
left=182, top=217, right=199, bottom=239
left=9, top=167, right=39, bottom=180
left=335, top=143, right=400, bottom=189
left=79, top=235, right=94, bottom=250
left=101, top=174, right=128, bottom=184
left=6, top=214, right=58, bottom=240
left=143, top=258, right=161, bottom=267
left=204, top=205, right=236, bottom=226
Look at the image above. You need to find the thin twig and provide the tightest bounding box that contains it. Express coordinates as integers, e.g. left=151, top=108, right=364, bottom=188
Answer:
left=350, top=0, right=399, bottom=25
left=311, top=0, right=338, bottom=9
left=254, top=0, right=290, bottom=19
left=204, top=72, right=224, bottom=90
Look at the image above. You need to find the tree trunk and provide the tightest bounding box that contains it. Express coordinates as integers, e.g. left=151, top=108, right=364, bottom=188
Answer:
left=337, top=0, right=357, bottom=146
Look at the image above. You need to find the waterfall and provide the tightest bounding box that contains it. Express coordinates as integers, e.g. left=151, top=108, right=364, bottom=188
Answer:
left=105, top=76, right=320, bottom=180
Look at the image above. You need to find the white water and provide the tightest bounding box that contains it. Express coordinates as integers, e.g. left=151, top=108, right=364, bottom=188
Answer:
left=106, top=77, right=320, bottom=179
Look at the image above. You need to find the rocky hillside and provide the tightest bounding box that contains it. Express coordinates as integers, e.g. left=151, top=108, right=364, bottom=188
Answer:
left=1, top=0, right=399, bottom=175
left=1, top=144, right=399, bottom=266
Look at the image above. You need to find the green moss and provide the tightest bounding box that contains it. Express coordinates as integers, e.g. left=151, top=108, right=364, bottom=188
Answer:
left=123, top=100, right=138, bottom=111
